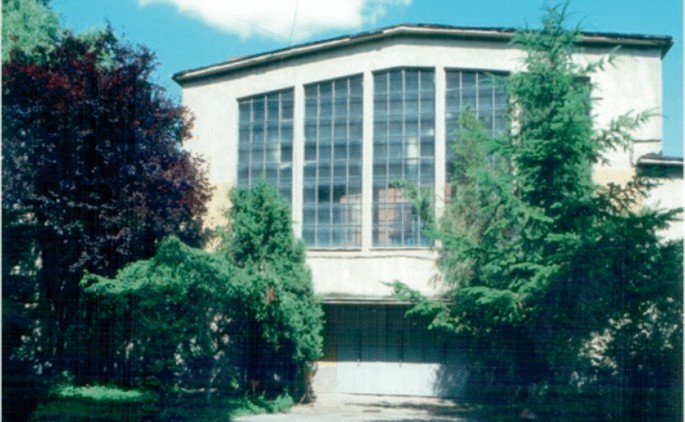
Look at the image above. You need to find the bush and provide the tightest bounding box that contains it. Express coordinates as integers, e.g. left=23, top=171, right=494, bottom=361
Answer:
left=79, top=183, right=323, bottom=401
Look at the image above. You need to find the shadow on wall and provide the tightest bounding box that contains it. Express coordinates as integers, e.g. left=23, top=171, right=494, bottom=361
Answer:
left=432, top=362, right=470, bottom=398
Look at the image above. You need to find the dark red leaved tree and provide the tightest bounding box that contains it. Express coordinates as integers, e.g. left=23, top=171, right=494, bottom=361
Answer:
left=2, top=30, right=211, bottom=381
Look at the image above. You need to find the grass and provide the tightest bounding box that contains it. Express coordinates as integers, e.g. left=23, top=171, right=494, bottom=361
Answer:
left=54, top=385, right=157, bottom=403
left=31, top=384, right=295, bottom=421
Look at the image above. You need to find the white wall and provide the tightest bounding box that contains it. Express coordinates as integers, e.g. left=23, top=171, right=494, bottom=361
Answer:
left=307, top=250, right=441, bottom=297
left=643, top=176, right=684, bottom=241
left=314, top=362, right=468, bottom=398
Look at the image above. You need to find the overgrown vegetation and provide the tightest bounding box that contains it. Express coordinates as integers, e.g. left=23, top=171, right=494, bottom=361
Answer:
left=27, top=182, right=321, bottom=420
left=394, top=4, right=682, bottom=420
left=218, top=182, right=324, bottom=396
left=78, top=182, right=322, bottom=413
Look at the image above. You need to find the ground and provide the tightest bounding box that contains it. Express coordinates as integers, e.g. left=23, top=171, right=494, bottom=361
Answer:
left=233, top=394, right=481, bottom=421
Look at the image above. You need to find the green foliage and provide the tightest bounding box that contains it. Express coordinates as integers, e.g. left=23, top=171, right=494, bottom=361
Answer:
left=219, top=181, right=324, bottom=393
left=31, top=389, right=293, bottom=421
left=2, top=21, right=211, bottom=416
left=82, top=237, right=238, bottom=396
left=222, top=180, right=307, bottom=273
left=2, top=0, right=61, bottom=63
left=394, top=4, right=682, bottom=417
left=231, top=393, right=295, bottom=417
left=80, top=182, right=322, bottom=401
left=50, top=376, right=157, bottom=403
left=55, top=386, right=153, bottom=403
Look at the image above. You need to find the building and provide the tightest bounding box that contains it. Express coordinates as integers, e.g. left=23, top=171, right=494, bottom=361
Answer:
left=637, top=153, right=684, bottom=240
left=173, top=24, right=679, bottom=397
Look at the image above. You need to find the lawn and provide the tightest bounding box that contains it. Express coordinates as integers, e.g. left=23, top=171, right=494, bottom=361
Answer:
left=30, top=384, right=293, bottom=421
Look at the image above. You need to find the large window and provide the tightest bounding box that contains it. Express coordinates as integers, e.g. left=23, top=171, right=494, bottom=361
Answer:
left=234, top=69, right=507, bottom=250
left=237, top=89, right=294, bottom=201
left=303, top=75, right=363, bottom=248
left=373, top=68, right=435, bottom=247
left=445, top=70, right=507, bottom=178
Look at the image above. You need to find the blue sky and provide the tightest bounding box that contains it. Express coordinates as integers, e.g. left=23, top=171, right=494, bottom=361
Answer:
left=51, top=0, right=682, bottom=156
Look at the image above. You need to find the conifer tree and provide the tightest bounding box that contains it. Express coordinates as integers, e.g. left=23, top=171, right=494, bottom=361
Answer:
left=220, top=181, right=323, bottom=398
left=394, top=5, right=682, bottom=417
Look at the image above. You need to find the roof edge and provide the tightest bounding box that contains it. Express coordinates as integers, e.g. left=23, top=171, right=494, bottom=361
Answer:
left=637, top=153, right=684, bottom=166
left=173, top=24, right=673, bottom=85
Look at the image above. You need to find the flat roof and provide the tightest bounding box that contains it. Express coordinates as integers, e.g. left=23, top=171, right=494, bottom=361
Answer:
left=174, top=23, right=673, bottom=85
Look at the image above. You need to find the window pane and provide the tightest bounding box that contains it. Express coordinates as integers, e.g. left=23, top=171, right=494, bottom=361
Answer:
left=281, top=125, right=293, bottom=141
left=375, top=99, right=388, bottom=117
left=420, top=71, right=434, bottom=92
left=305, top=144, right=317, bottom=160
left=374, top=73, right=387, bottom=94
left=267, top=97, right=279, bottom=120
left=373, top=68, right=434, bottom=247
left=445, top=69, right=508, bottom=187
left=350, top=99, right=363, bottom=117
left=349, top=143, right=362, bottom=160
left=302, top=75, right=363, bottom=248
left=405, top=69, right=419, bottom=92
left=253, top=97, right=265, bottom=121
left=237, top=89, right=294, bottom=202
left=281, top=144, right=292, bottom=162
left=239, top=102, right=251, bottom=120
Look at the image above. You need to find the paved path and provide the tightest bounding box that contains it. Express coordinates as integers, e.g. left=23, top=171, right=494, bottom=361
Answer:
left=233, top=394, right=480, bottom=421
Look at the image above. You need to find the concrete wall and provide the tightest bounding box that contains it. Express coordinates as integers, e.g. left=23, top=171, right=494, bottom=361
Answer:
left=180, top=36, right=666, bottom=299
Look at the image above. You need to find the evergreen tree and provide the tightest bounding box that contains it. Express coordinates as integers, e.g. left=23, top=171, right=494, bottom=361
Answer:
left=394, top=5, right=682, bottom=418
left=82, top=237, right=240, bottom=402
left=219, top=181, right=323, bottom=398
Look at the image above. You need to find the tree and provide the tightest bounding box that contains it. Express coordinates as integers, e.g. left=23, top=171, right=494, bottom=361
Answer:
left=2, top=27, right=211, bottom=394
left=393, top=5, right=682, bottom=418
left=2, top=3, right=67, bottom=418
left=82, top=237, right=239, bottom=402
left=219, top=181, right=324, bottom=398
left=82, top=183, right=323, bottom=402
left=2, top=0, right=61, bottom=64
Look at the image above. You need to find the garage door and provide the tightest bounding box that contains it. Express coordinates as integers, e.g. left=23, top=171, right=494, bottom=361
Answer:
left=313, top=303, right=468, bottom=397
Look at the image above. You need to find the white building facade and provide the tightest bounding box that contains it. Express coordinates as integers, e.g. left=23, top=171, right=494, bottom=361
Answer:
left=174, top=25, right=677, bottom=397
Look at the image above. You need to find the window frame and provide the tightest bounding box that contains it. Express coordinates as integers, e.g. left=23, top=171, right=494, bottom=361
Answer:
left=371, top=67, right=436, bottom=249
left=302, top=74, right=364, bottom=250
left=237, top=88, right=295, bottom=202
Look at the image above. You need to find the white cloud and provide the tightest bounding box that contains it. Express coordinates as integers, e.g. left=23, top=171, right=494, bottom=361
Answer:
left=139, top=0, right=411, bottom=42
